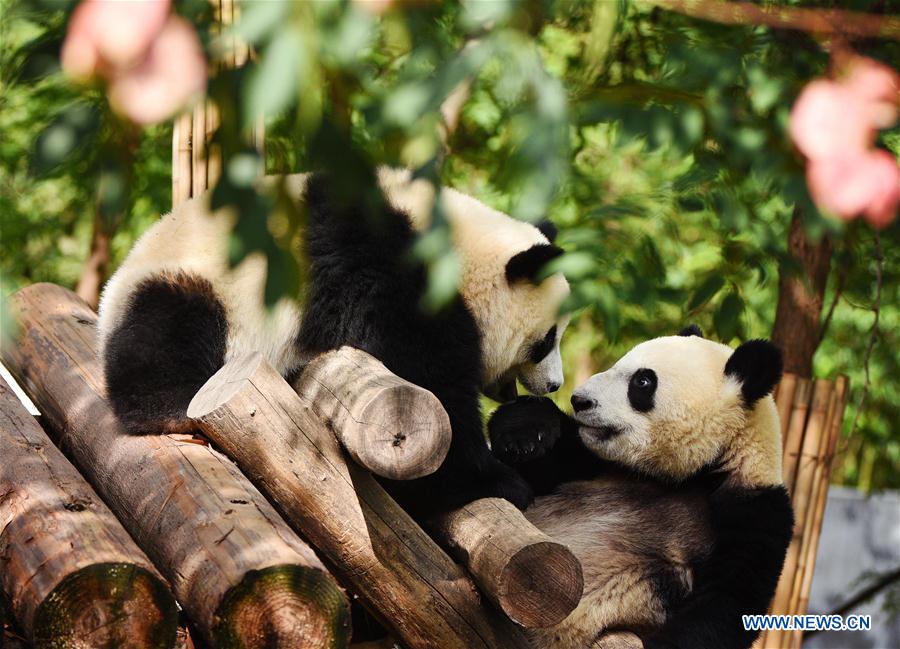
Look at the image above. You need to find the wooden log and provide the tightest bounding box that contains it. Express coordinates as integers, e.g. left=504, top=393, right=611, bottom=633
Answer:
left=295, top=349, right=581, bottom=626
left=432, top=498, right=583, bottom=628
left=593, top=632, right=644, bottom=649
left=0, top=377, right=178, bottom=648
left=2, top=284, right=350, bottom=649
left=293, top=347, right=451, bottom=480
left=188, top=353, right=531, bottom=649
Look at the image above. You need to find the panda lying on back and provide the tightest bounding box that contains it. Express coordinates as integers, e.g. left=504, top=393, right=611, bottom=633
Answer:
left=490, top=327, right=793, bottom=649
left=97, top=167, right=570, bottom=515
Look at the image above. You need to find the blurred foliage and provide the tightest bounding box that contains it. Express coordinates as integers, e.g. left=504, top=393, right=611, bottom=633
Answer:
left=1, top=0, right=898, bottom=489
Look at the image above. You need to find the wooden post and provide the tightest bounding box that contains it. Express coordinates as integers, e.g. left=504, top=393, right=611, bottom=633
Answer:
left=0, top=377, right=178, bottom=648
left=188, top=353, right=532, bottom=649
left=2, top=284, right=350, bottom=649
left=432, top=498, right=583, bottom=628
left=293, top=347, right=451, bottom=480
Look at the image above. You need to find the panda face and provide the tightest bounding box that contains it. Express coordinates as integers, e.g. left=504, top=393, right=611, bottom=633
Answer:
left=570, top=335, right=782, bottom=482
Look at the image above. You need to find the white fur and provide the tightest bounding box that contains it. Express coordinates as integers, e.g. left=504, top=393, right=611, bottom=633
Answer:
left=98, top=168, right=570, bottom=391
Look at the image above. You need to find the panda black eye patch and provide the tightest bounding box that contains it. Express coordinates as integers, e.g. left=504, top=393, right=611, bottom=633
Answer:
left=628, top=368, right=657, bottom=412
left=528, top=325, right=557, bottom=363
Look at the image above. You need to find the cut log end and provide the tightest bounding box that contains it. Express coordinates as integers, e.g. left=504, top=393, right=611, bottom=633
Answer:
left=499, top=540, right=583, bottom=628
left=293, top=347, right=452, bottom=481
left=213, top=565, right=350, bottom=649
left=33, top=563, right=177, bottom=649
left=347, top=381, right=451, bottom=481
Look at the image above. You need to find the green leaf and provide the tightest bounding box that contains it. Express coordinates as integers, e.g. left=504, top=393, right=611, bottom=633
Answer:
left=30, top=103, right=98, bottom=177
left=233, top=1, right=290, bottom=45
left=245, top=28, right=304, bottom=125
left=688, top=275, right=725, bottom=311
left=714, top=292, right=743, bottom=342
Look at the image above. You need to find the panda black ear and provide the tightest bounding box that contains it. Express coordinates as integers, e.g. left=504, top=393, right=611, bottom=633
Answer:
left=724, top=339, right=783, bottom=407
left=536, top=220, right=558, bottom=243
left=505, top=243, right=564, bottom=284
left=678, top=324, right=703, bottom=338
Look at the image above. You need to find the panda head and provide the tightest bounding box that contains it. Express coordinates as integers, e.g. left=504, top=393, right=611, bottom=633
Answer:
left=379, top=168, right=571, bottom=399
left=570, top=326, right=784, bottom=487
left=442, top=189, right=570, bottom=399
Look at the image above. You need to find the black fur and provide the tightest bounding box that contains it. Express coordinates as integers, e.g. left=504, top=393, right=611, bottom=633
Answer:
left=536, top=219, right=558, bottom=243
left=628, top=368, right=658, bottom=413
left=297, top=173, right=532, bottom=516
left=642, top=485, right=793, bottom=649
left=528, top=325, right=557, bottom=364
left=103, top=273, right=228, bottom=434
left=504, top=243, right=563, bottom=284
left=490, top=396, right=793, bottom=649
left=724, top=339, right=783, bottom=407
left=490, top=396, right=600, bottom=495
left=678, top=324, right=703, bottom=337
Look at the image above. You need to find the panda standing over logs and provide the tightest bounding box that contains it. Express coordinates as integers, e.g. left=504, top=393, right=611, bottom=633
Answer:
left=97, top=167, right=570, bottom=515
left=490, top=326, right=793, bottom=649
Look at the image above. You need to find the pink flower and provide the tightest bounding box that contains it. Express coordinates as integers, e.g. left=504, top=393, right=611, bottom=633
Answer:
left=62, top=0, right=171, bottom=79
left=807, top=151, right=900, bottom=228
left=790, top=55, right=899, bottom=228
left=107, top=17, right=207, bottom=125
left=61, top=1, right=206, bottom=126
left=789, top=80, right=871, bottom=160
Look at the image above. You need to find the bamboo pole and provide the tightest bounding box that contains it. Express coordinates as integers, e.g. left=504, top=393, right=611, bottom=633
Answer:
left=188, top=352, right=532, bottom=649
left=769, top=380, right=832, bottom=633
left=781, top=378, right=812, bottom=494
left=0, top=377, right=178, bottom=648
left=788, top=377, right=849, bottom=649
left=292, top=347, right=452, bottom=480
left=172, top=113, right=193, bottom=207
left=2, top=284, right=350, bottom=649
left=774, top=373, right=799, bottom=445
left=191, top=104, right=208, bottom=196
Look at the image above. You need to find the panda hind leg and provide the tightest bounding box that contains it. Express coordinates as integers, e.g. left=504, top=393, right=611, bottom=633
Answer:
left=103, top=272, right=228, bottom=435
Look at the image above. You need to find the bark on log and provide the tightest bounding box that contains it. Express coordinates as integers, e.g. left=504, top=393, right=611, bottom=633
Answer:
left=2, top=284, right=350, bottom=649
left=432, top=498, right=583, bottom=628
left=294, top=347, right=451, bottom=480
left=188, top=353, right=531, bottom=649
left=771, top=210, right=832, bottom=378
left=0, top=377, right=177, bottom=648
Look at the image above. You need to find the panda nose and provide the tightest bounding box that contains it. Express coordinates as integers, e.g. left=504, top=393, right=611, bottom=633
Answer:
left=571, top=394, right=595, bottom=412
left=546, top=381, right=561, bottom=393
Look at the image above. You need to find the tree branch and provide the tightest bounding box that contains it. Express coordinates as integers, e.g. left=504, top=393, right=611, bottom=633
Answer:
left=847, top=232, right=883, bottom=441
left=647, top=0, right=900, bottom=40
left=804, top=566, right=900, bottom=639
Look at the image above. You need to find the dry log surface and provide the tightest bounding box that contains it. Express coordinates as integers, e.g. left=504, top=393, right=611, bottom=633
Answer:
left=0, top=377, right=177, bottom=648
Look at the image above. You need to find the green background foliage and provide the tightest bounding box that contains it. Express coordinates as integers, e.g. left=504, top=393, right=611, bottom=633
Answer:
left=1, top=0, right=897, bottom=489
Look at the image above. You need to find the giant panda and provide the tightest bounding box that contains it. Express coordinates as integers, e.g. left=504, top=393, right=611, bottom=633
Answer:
left=489, top=326, right=793, bottom=649
left=97, top=167, right=570, bottom=515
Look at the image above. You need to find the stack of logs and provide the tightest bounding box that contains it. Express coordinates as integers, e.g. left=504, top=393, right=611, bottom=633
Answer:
left=1, top=283, right=585, bottom=649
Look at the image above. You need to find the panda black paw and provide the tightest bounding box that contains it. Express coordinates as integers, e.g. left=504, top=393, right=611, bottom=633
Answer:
left=479, top=460, right=535, bottom=510
left=489, top=396, right=564, bottom=465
